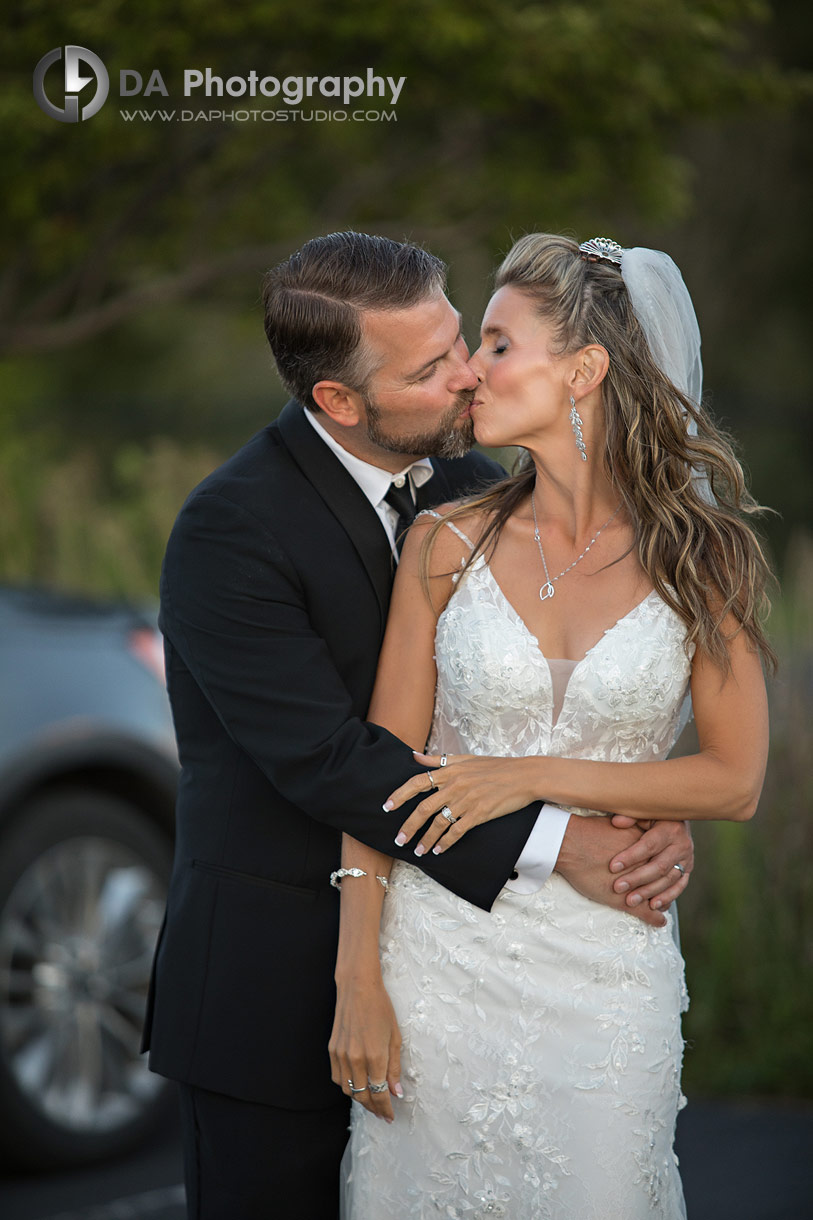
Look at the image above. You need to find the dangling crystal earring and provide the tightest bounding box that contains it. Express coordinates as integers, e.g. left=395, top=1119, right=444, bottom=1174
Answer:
left=569, top=396, right=587, bottom=461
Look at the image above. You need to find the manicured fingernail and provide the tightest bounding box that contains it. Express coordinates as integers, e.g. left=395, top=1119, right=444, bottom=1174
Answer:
left=628, top=894, right=642, bottom=907
left=611, top=861, right=624, bottom=873
left=414, top=844, right=425, bottom=857
left=385, top=1116, right=393, bottom=1124
left=432, top=845, right=443, bottom=855
left=394, top=833, right=406, bottom=846
left=383, top=800, right=394, bottom=811
left=653, top=899, right=663, bottom=910
left=395, top=1083, right=404, bottom=1098
left=616, top=880, right=630, bottom=892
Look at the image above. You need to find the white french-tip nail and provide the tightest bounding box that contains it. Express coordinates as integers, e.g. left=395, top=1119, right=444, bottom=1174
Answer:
left=382, top=800, right=394, bottom=811
left=394, top=833, right=406, bottom=846
left=414, top=844, right=425, bottom=857
left=395, top=1084, right=404, bottom=1098
left=432, top=846, right=442, bottom=855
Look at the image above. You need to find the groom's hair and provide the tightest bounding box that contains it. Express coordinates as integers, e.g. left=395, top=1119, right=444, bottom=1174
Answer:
left=262, top=231, right=447, bottom=410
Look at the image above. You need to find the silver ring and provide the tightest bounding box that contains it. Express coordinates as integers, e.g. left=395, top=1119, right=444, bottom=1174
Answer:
left=368, top=1080, right=388, bottom=1094
left=440, top=805, right=458, bottom=824
left=673, top=863, right=685, bottom=877
left=439, top=754, right=448, bottom=767
left=348, top=1079, right=368, bottom=1094
left=427, top=772, right=438, bottom=792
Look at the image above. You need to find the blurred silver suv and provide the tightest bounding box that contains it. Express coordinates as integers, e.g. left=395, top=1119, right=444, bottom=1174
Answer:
left=0, top=585, right=178, bottom=1169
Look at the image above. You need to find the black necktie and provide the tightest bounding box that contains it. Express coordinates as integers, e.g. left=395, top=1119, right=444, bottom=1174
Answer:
left=384, top=479, right=416, bottom=556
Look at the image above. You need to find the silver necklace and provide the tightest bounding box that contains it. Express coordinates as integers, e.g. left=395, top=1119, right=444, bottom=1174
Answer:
left=531, top=491, right=622, bottom=601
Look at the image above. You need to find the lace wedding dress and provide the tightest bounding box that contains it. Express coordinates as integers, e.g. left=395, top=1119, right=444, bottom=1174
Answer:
left=343, top=518, right=693, bottom=1219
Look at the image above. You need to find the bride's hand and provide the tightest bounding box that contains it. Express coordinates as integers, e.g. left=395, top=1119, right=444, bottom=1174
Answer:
left=329, top=977, right=403, bottom=1123
left=385, top=751, right=538, bottom=856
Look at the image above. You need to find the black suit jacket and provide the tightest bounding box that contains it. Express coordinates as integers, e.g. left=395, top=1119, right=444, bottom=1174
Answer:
left=143, top=401, right=540, bottom=1108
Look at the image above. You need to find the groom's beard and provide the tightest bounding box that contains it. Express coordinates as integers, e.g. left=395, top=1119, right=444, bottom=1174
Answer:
left=362, top=391, right=476, bottom=459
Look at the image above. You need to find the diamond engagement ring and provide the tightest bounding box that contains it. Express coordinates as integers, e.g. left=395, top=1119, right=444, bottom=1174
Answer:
left=673, top=863, right=686, bottom=877
left=368, top=1081, right=388, bottom=1094
left=440, top=806, right=457, bottom=824
left=348, top=1079, right=368, bottom=1094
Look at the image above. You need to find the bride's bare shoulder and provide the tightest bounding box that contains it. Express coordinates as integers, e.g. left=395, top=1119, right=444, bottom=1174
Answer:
left=415, top=502, right=490, bottom=549
left=401, top=503, right=489, bottom=595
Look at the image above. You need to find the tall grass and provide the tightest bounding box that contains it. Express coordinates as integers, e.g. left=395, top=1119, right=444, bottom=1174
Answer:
left=1, top=434, right=810, bottom=1097
left=679, top=532, right=813, bottom=1097
left=0, top=435, right=221, bottom=599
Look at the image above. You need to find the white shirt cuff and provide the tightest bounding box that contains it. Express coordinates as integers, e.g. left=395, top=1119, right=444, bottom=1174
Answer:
left=504, top=804, right=571, bottom=894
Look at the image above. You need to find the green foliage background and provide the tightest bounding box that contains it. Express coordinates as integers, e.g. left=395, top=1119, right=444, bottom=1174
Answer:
left=1, top=0, right=811, bottom=1097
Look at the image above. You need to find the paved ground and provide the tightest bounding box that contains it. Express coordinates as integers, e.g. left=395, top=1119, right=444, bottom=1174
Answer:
left=675, top=1099, right=813, bottom=1219
left=2, top=1098, right=812, bottom=1219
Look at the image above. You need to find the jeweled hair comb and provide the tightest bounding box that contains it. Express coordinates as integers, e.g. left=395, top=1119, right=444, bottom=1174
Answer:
left=578, top=237, right=625, bottom=265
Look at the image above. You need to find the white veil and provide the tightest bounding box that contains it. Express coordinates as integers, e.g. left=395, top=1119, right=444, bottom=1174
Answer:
left=620, top=246, right=703, bottom=410
left=604, top=242, right=703, bottom=929
left=580, top=238, right=712, bottom=504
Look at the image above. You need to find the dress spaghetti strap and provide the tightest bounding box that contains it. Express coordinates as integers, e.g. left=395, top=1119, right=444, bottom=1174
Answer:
left=417, top=508, right=475, bottom=551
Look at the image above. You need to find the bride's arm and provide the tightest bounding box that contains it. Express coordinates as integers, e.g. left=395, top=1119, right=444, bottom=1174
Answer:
left=387, top=616, right=769, bottom=854
left=329, top=831, right=400, bottom=1121
left=329, top=517, right=461, bottom=1118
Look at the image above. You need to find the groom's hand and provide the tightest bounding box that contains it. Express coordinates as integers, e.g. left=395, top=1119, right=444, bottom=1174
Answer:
left=608, top=816, right=693, bottom=911
left=555, top=817, right=691, bottom=928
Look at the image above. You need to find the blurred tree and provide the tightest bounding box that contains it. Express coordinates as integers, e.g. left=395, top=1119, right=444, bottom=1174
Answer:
left=1, top=0, right=800, bottom=354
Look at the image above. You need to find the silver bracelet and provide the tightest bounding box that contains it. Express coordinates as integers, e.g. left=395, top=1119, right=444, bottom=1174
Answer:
left=330, top=867, right=389, bottom=890
left=330, top=867, right=366, bottom=888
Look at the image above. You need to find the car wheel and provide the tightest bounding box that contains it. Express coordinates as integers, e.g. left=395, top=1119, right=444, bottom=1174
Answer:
left=0, top=788, right=173, bottom=1169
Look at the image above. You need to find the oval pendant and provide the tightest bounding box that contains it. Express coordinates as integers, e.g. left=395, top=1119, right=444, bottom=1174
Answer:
left=539, top=581, right=555, bottom=601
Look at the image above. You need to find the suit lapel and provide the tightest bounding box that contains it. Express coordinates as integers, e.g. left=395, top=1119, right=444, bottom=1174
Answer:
left=275, top=402, right=469, bottom=628
left=276, top=402, right=394, bottom=626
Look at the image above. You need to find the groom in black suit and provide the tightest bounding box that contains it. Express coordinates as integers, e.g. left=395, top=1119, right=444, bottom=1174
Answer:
left=143, top=231, right=692, bottom=1219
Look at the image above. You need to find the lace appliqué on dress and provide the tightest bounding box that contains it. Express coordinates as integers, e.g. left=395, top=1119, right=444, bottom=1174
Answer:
left=344, top=543, right=692, bottom=1220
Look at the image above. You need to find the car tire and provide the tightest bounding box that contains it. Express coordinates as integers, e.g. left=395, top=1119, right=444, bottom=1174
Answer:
left=0, top=787, right=173, bottom=1169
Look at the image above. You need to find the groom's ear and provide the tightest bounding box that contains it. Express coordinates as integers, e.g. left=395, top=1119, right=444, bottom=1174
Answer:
left=311, top=380, right=364, bottom=427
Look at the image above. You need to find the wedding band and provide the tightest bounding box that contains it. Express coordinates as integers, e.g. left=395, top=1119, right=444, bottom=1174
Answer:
left=439, top=754, right=448, bottom=767
left=348, top=1080, right=368, bottom=1094
left=368, top=1080, right=388, bottom=1094
left=440, top=805, right=458, bottom=824
left=427, top=772, right=438, bottom=791
left=673, top=863, right=685, bottom=877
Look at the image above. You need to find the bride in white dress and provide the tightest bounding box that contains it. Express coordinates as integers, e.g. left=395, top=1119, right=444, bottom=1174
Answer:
left=330, top=235, right=774, bottom=1218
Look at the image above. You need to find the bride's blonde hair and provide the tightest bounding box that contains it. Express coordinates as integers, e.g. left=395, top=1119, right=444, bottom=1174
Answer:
left=422, top=233, right=776, bottom=673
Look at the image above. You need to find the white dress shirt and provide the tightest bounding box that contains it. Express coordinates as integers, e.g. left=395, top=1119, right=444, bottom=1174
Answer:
left=305, top=408, right=433, bottom=557
left=304, top=408, right=570, bottom=890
